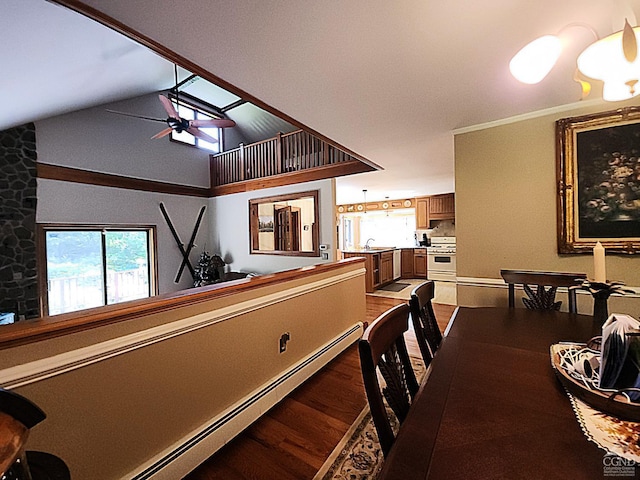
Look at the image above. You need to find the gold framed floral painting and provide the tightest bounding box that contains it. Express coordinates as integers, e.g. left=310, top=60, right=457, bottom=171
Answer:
left=557, top=107, right=640, bottom=254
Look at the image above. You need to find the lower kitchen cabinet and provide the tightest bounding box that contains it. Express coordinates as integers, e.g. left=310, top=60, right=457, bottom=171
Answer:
left=341, top=249, right=398, bottom=293
left=380, top=251, right=394, bottom=285
left=401, top=248, right=414, bottom=278
left=414, top=248, right=428, bottom=279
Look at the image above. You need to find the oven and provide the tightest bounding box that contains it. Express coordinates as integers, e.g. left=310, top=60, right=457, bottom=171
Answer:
left=427, top=237, right=456, bottom=282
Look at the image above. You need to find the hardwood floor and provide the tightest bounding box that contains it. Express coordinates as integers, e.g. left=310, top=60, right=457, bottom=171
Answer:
left=184, top=295, right=456, bottom=480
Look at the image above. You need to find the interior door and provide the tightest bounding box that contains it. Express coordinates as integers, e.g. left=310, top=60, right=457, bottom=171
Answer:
left=274, top=206, right=301, bottom=251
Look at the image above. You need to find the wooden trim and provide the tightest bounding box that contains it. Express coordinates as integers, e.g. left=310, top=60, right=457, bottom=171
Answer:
left=37, top=163, right=210, bottom=197
left=210, top=160, right=376, bottom=197
left=0, top=258, right=365, bottom=349
left=52, top=0, right=382, bottom=171
left=249, top=190, right=320, bottom=257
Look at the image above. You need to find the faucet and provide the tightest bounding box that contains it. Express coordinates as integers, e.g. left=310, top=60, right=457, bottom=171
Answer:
left=364, top=238, right=375, bottom=250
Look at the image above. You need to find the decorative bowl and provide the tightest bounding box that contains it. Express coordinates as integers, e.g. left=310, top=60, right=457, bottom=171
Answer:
left=550, top=343, right=640, bottom=422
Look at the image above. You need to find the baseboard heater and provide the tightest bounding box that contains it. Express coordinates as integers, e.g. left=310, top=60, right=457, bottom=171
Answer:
left=129, top=323, right=363, bottom=480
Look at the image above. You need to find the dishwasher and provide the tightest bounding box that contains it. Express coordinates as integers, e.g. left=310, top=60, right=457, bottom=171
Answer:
left=393, top=249, right=401, bottom=280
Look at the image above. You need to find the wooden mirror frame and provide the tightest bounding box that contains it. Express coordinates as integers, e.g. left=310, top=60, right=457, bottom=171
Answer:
left=249, top=190, right=320, bottom=256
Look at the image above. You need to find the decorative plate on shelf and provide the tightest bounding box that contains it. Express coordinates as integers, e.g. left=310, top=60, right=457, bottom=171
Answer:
left=403, top=199, right=412, bottom=207
left=550, top=343, right=640, bottom=422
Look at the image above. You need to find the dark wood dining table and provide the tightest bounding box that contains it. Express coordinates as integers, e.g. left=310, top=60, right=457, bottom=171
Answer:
left=378, top=306, right=609, bottom=480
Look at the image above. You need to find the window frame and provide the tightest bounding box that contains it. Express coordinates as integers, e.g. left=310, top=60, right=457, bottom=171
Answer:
left=168, top=96, right=225, bottom=153
left=37, top=224, right=159, bottom=317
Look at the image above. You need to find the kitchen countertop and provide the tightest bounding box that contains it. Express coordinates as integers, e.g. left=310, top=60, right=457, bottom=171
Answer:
left=342, top=246, right=426, bottom=253
left=342, top=247, right=398, bottom=253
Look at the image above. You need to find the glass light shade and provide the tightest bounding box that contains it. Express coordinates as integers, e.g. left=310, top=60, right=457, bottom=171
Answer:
left=602, top=80, right=640, bottom=101
left=509, top=35, right=562, bottom=84
left=577, top=26, right=640, bottom=99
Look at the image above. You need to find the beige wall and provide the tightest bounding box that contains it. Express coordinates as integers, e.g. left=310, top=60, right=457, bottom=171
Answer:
left=0, top=261, right=365, bottom=479
left=455, top=99, right=640, bottom=317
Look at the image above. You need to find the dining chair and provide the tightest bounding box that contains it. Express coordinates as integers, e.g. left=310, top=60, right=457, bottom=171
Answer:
left=500, top=269, right=587, bottom=313
left=358, top=303, right=420, bottom=456
left=0, top=388, right=70, bottom=480
left=409, top=281, right=443, bottom=366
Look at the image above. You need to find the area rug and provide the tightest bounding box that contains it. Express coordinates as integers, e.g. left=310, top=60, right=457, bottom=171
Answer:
left=377, top=282, right=410, bottom=292
left=313, top=356, right=427, bottom=480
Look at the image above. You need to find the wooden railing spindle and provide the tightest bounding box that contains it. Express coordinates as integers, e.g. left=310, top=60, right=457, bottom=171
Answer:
left=210, top=129, right=363, bottom=187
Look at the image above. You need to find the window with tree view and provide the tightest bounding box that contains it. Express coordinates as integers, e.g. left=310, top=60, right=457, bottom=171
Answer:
left=43, top=227, right=155, bottom=316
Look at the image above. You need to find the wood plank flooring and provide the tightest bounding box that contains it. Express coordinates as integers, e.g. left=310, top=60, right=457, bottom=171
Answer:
left=184, top=295, right=456, bottom=480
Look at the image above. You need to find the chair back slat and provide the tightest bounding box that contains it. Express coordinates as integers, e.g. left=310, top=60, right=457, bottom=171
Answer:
left=500, top=269, right=586, bottom=313
left=409, top=281, right=442, bottom=365
left=359, top=303, right=418, bottom=456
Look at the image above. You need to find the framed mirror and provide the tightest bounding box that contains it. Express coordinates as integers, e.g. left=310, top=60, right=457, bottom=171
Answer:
left=249, top=190, right=319, bottom=256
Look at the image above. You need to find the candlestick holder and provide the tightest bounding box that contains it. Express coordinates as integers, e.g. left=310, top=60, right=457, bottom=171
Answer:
left=579, top=280, right=634, bottom=326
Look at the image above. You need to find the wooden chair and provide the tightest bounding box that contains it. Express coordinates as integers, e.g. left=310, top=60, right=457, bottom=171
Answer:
left=500, top=269, right=587, bottom=314
left=0, top=389, right=70, bottom=480
left=409, top=281, right=443, bottom=366
left=358, top=303, right=419, bottom=456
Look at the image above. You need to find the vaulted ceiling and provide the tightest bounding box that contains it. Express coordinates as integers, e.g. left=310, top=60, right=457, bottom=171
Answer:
left=7, top=0, right=640, bottom=203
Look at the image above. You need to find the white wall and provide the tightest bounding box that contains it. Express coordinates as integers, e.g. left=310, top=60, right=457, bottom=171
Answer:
left=36, top=93, right=213, bottom=187
left=211, top=179, right=336, bottom=274
left=37, top=179, right=209, bottom=293
left=34, top=94, right=338, bottom=292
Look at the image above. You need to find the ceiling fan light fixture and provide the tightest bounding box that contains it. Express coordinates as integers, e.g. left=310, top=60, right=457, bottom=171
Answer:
left=509, top=35, right=562, bottom=84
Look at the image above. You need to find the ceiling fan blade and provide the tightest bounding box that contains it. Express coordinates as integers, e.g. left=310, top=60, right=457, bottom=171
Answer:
left=187, top=126, right=219, bottom=144
left=158, top=94, right=179, bottom=118
left=191, top=118, right=236, bottom=128
left=151, top=127, right=173, bottom=140
left=105, top=109, right=165, bottom=122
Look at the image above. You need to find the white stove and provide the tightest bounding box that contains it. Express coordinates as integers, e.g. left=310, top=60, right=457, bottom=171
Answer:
left=426, top=236, right=456, bottom=254
left=426, top=237, right=456, bottom=282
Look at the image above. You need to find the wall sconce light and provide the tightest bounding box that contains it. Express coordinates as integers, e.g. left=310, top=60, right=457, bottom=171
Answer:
left=510, top=20, right=640, bottom=101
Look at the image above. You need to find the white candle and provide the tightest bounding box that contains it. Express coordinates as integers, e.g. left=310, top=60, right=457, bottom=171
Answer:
left=594, top=241, right=606, bottom=283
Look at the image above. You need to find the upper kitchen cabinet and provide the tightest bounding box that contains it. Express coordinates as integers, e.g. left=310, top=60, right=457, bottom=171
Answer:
left=416, top=197, right=429, bottom=229
left=429, top=193, right=455, bottom=220
left=416, top=193, right=455, bottom=228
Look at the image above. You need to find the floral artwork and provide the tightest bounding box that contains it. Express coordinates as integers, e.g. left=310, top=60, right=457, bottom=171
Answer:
left=577, top=122, right=640, bottom=238
left=557, top=107, right=640, bottom=253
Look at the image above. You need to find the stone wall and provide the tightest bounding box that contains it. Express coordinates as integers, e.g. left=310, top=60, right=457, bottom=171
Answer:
left=0, top=123, right=38, bottom=320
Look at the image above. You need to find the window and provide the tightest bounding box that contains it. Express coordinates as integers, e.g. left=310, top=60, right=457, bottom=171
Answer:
left=40, top=226, right=156, bottom=316
left=339, top=209, right=417, bottom=249
left=170, top=99, right=223, bottom=153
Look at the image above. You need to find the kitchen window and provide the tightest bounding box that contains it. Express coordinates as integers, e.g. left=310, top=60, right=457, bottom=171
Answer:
left=39, top=225, right=157, bottom=316
left=340, top=209, right=416, bottom=250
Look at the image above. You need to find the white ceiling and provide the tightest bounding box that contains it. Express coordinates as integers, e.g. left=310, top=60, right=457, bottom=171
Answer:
left=7, top=0, right=640, bottom=204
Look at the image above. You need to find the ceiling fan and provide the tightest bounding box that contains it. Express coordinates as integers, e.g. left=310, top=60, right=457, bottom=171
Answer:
left=107, top=94, right=236, bottom=144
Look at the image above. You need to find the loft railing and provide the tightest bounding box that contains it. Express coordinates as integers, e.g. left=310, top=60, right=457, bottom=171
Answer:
left=210, top=130, right=361, bottom=187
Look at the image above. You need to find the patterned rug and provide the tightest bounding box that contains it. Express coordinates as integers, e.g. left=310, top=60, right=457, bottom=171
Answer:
left=313, top=356, right=427, bottom=480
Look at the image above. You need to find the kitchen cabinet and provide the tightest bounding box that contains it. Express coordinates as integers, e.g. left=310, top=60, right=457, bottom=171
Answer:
left=341, top=249, right=397, bottom=292
left=416, top=197, right=429, bottom=229
left=414, top=248, right=428, bottom=279
left=415, top=193, right=455, bottom=228
left=380, top=251, right=394, bottom=285
left=401, top=248, right=414, bottom=278
left=429, top=193, right=455, bottom=220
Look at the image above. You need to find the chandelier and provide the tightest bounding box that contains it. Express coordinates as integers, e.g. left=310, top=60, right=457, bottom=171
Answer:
left=509, top=20, right=640, bottom=101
